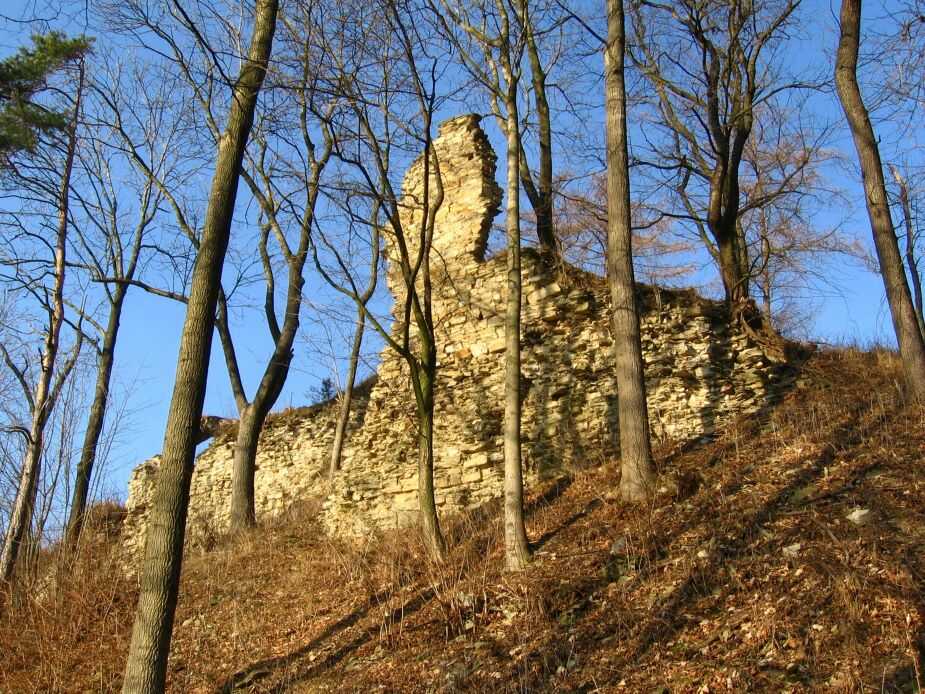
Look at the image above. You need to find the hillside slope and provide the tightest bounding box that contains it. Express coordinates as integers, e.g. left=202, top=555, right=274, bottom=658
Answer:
left=2, top=348, right=923, bottom=693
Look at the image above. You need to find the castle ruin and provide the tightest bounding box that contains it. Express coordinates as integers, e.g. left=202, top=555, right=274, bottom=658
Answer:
left=122, top=115, right=799, bottom=558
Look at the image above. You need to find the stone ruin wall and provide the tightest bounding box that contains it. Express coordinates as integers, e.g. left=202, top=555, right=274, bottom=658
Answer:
left=121, top=115, right=800, bottom=558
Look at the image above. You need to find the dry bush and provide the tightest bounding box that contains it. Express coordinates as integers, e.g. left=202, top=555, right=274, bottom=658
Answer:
left=0, top=502, right=135, bottom=693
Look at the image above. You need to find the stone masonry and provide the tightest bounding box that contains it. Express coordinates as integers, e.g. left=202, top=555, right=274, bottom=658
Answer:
left=121, top=114, right=801, bottom=558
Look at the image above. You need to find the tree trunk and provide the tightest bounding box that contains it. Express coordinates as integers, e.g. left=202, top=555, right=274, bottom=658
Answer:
left=502, top=78, right=531, bottom=572
left=414, top=364, right=446, bottom=559
left=224, top=278, right=297, bottom=534
left=329, top=308, right=365, bottom=478
left=891, top=166, right=925, bottom=338
left=902, top=216, right=925, bottom=340
left=834, top=0, right=925, bottom=403
left=907, top=227, right=925, bottom=339
left=330, top=210, right=378, bottom=479
left=228, top=361, right=290, bottom=532
left=715, top=222, right=750, bottom=307
left=523, top=15, right=556, bottom=257
left=406, top=120, right=447, bottom=559
left=229, top=404, right=261, bottom=530
left=120, top=3, right=278, bottom=691
left=225, top=158, right=320, bottom=525
left=64, top=285, right=127, bottom=550
left=1, top=434, right=44, bottom=583
left=0, top=74, right=81, bottom=583
left=605, top=0, right=655, bottom=502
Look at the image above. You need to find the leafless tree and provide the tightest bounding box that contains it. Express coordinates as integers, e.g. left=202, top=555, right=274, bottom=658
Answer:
left=553, top=172, right=698, bottom=283
left=436, top=0, right=572, bottom=258
left=0, top=60, right=85, bottom=584
left=888, top=164, right=925, bottom=338
left=307, top=0, right=450, bottom=558
left=59, top=63, right=177, bottom=550
left=436, top=0, right=532, bottom=570
left=327, top=204, right=379, bottom=479
left=118, top=0, right=279, bottom=689
left=627, top=0, right=817, bottom=321
left=212, top=11, right=335, bottom=531
left=95, top=0, right=307, bottom=534
left=871, top=0, right=925, bottom=121
left=834, top=0, right=925, bottom=403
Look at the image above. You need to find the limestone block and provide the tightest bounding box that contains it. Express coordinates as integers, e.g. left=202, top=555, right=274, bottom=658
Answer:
left=462, top=452, right=489, bottom=469
left=391, top=491, right=418, bottom=512
left=461, top=469, right=483, bottom=484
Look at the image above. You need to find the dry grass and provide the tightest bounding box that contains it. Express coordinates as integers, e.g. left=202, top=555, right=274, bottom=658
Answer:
left=2, top=347, right=924, bottom=692
left=0, top=502, right=137, bottom=693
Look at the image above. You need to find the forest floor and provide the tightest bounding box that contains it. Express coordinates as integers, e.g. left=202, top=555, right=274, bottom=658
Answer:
left=2, top=346, right=924, bottom=693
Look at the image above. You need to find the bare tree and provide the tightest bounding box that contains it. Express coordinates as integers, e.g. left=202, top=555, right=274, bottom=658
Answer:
left=627, top=0, right=812, bottom=318
left=605, top=0, right=653, bottom=501
left=734, top=118, right=861, bottom=331
left=61, top=67, right=173, bottom=550
left=120, top=0, right=279, bottom=689
left=437, top=0, right=531, bottom=570
left=217, top=16, right=334, bottom=530
left=873, top=0, right=925, bottom=119
left=889, top=164, right=925, bottom=338
left=834, top=0, right=925, bottom=403
left=554, top=172, right=698, bottom=282
left=84, top=59, right=205, bottom=308
left=29, top=359, right=93, bottom=566
left=437, top=1, right=568, bottom=258
left=328, top=204, right=379, bottom=479
left=519, top=2, right=558, bottom=256
left=308, top=0, right=449, bottom=558
left=96, top=0, right=309, bottom=533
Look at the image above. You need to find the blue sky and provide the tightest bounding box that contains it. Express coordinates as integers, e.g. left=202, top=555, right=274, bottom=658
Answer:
left=1, top=0, right=918, bottom=504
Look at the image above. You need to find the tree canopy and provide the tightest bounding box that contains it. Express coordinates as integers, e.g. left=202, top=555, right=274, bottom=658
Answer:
left=0, top=32, right=91, bottom=164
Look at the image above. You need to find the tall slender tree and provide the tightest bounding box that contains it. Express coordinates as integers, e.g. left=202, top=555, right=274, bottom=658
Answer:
left=328, top=203, right=379, bottom=479
left=889, top=165, right=925, bottom=338
left=515, top=1, right=560, bottom=257
left=834, top=0, right=925, bottom=403
left=605, top=0, right=654, bottom=502
left=434, top=0, right=565, bottom=259
left=309, top=0, right=449, bottom=558
left=0, top=61, right=85, bottom=584
left=120, top=1, right=279, bottom=690
left=221, top=21, right=334, bottom=530
left=437, top=0, right=531, bottom=570
left=63, top=69, right=176, bottom=550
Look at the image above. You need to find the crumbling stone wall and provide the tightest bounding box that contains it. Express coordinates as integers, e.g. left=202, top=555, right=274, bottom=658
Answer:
left=121, top=395, right=372, bottom=560
left=122, top=115, right=799, bottom=557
